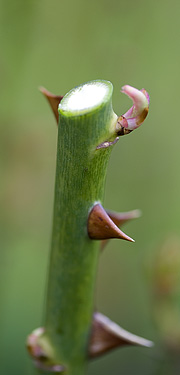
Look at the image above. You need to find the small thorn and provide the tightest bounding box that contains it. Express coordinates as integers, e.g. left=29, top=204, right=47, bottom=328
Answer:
left=107, top=209, right=141, bottom=227
left=88, top=204, right=134, bottom=242
left=96, top=136, right=119, bottom=149
left=89, top=312, right=153, bottom=358
left=39, top=86, right=63, bottom=124
left=101, top=209, right=140, bottom=249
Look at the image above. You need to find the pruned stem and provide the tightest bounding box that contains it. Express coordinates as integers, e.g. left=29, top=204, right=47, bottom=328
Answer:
left=27, top=80, right=151, bottom=374
left=37, top=80, right=118, bottom=374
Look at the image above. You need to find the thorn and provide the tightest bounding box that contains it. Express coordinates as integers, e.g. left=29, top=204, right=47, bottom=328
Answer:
left=88, top=204, right=134, bottom=242
left=89, top=312, right=153, bottom=358
left=96, top=136, right=119, bottom=149
left=101, top=209, right=141, bottom=249
left=107, top=209, right=141, bottom=227
left=39, top=86, right=63, bottom=124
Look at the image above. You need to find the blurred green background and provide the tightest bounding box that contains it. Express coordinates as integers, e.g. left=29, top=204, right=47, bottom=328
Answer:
left=1, top=0, right=180, bottom=374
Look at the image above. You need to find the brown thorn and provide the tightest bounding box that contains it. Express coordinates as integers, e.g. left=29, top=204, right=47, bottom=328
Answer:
left=101, top=209, right=141, bottom=250
left=39, top=86, right=63, bottom=124
left=89, top=312, right=153, bottom=358
left=88, top=204, right=135, bottom=242
left=107, top=209, right=141, bottom=227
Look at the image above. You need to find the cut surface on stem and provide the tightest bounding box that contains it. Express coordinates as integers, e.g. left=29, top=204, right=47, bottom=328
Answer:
left=59, top=80, right=114, bottom=118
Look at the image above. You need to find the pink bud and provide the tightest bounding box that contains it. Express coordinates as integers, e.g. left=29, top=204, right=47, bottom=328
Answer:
left=118, top=85, right=150, bottom=131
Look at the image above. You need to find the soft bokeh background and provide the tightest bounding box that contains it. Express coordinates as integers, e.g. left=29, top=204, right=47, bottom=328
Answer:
left=1, top=0, right=180, bottom=374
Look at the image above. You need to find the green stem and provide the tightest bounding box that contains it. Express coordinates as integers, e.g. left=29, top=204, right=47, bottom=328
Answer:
left=40, top=80, right=118, bottom=375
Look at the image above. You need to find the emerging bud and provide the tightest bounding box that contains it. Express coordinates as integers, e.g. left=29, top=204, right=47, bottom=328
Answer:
left=27, top=327, right=65, bottom=373
left=117, top=85, right=150, bottom=132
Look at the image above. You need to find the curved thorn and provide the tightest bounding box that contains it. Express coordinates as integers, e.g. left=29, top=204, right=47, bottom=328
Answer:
left=107, top=209, right=141, bottom=227
left=89, top=312, right=153, bottom=358
left=39, top=86, right=63, bottom=124
left=88, top=204, right=134, bottom=242
left=101, top=209, right=141, bottom=250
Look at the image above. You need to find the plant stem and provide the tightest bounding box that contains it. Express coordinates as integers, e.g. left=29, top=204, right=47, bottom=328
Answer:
left=39, top=80, right=118, bottom=374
